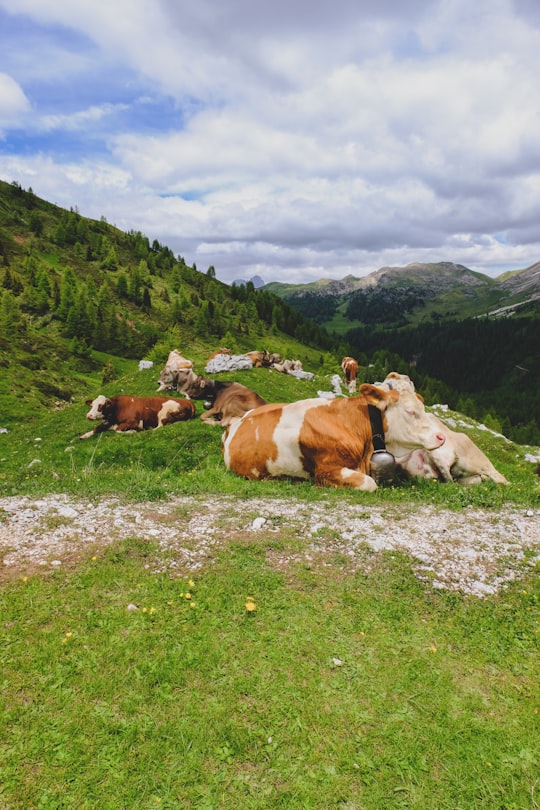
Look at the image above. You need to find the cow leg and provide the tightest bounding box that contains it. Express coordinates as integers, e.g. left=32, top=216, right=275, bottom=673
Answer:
left=113, top=421, right=141, bottom=433
left=314, top=464, right=377, bottom=492
left=79, top=421, right=112, bottom=439
left=200, top=408, right=222, bottom=424
left=426, top=457, right=453, bottom=482
left=455, top=473, right=484, bottom=486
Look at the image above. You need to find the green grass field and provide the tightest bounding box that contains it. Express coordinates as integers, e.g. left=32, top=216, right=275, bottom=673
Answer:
left=1, top=356, right=539, bottom=809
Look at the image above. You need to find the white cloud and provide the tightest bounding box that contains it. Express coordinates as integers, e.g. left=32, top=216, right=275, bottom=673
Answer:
left=0, top=72, right=31, bottom=130
left=0, top=0, right=540, bottom=284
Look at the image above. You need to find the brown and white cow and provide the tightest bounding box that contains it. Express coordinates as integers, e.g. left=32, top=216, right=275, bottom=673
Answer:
left=80, top=395, right=195, bottom=439
left=379, top=373, right=508, bottom=485
left=181, top=377, right=267, bottom=427
left=157, top=350, right=197, bottom=392
left=223, top=384, right=445, bottom=491
left=341, top=357, right=359, bottom=394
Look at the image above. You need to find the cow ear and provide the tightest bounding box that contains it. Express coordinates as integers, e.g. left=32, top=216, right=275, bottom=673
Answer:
left=415, top=392, right=425, bottom=403
left=85, top=400, right=92, bottom=406
left=360, top=384, right=398, bottom=409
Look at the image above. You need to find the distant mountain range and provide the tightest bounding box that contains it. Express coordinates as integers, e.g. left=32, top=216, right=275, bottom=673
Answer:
left=263, top=261, right=540, bottom=333
left=231, top=275, right=265, bottom=288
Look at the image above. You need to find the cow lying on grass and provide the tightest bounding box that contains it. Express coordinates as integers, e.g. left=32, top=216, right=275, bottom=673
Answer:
left=80, top=395, right=195, bottom=438
left=182, top=377, right=267, bottom=427
left=379, top=372, right=508, bottom=485
left=156, top=352, right=268, bottom=427
left=223, top=383, right=445, bottom=491
left=157, top=350, right=196, bottom=392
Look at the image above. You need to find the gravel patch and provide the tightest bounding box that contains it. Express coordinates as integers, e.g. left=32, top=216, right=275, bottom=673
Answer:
left=1, top=494, right=539, bottom=597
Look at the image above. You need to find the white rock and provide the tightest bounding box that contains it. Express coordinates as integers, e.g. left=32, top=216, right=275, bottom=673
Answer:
left=251, top=517, right=267, bottom=530
left=58, top=506, right=78, bottom=518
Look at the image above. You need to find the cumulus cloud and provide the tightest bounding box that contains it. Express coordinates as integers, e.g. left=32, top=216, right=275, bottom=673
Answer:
left=0, top=0, right=539, bottom=283
left=0, top=72, right=31, bottom=130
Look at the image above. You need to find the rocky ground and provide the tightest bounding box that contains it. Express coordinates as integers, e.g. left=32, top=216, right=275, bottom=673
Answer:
left=1, top=494, right=539, bottom=597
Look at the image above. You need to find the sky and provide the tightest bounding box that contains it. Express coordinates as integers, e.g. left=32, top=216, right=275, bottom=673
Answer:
left=1, top=0, right=540, bottom=286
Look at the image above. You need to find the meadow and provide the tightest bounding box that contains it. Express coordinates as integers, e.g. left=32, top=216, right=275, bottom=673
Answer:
left=1, top=355, right=539, bottom=809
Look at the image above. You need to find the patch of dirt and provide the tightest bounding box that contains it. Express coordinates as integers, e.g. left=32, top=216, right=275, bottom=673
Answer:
left=0, top=494, right=539, bottom=597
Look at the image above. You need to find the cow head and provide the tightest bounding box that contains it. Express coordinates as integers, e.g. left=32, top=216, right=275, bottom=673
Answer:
left=360, top=384, right=445, bottom=454
left=182, top=375, right=214, bottom=400
left=379, top=372, right=416, bottom=393
left=85, top=395, right=110, bottom=420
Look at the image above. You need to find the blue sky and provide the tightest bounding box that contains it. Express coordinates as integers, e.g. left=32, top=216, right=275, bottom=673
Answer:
left=1, top=0, right=539, bottom=285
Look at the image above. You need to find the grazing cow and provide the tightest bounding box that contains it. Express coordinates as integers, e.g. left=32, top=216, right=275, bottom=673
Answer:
left=80, top=395, right=195, bottom=439
left=223, top=384, right=445, bottom=491
left=182, top=376, right=267, bottom=426
left=157, top=350, right=196, bottom=392
left=341, top=357, right=359, bottom=393
left=379, top=373, right=508, bottom=485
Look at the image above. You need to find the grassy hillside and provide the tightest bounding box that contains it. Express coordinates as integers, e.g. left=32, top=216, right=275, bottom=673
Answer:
left=0, top=348, right=537, bottom=509
left=0, top=180, right=343, bottom=424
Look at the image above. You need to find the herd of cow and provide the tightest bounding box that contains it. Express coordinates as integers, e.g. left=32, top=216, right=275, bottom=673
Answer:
left=80, top=350, right=508, bottom=491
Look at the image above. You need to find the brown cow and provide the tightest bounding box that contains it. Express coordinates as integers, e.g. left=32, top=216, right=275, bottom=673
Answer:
left=80, top=395, right=195, bottom=438
left=341, top=357, right=359, bottom=393
left=244, top=350, right=271, bottom=367
left=223, top=384, right=445, bottom=491
left=182, top=376, right=267, bottom=426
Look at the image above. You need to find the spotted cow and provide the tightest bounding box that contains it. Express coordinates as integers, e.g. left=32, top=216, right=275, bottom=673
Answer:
left=80, top=395, right=195, bottom=438
left=222, top=384, right=445, bottom=491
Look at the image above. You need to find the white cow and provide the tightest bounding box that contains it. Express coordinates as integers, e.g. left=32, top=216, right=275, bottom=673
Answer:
left=380, top=373, right=508, bottom=486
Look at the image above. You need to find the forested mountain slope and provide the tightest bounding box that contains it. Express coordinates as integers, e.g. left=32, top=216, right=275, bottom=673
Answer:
left=265, top=260, right=540, bottom=330
left=0, top=179, right=343, bottom=422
